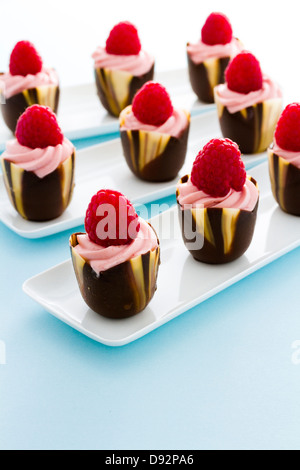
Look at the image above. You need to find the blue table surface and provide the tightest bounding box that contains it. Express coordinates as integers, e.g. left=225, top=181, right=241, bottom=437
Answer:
left=1, top=131, right=300, bottom=451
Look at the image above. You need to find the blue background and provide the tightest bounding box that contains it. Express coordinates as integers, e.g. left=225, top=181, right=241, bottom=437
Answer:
left=1, top=132, right=300, bottom=451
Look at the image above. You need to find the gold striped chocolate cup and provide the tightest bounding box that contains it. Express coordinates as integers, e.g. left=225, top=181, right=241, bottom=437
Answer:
left=94, top=64, right=154, bottom=117
left=176, top=175, right=259, bottom=264
left=0, top=75, right=59, bottom=133
left=120, top=106, right=190, bottom=182
left=1, top=151, right=75, bottom=221
left=187, top=52, right=230, bottom=104
left=69, top=228, right=160, bottom=319
left=214, top=89, right=282, bottom=154
left=268, top=146, right=300, bottom=216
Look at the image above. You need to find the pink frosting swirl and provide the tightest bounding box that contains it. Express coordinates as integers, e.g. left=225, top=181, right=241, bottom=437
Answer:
left=74, top=218, right=158, bottom=274
left=92, top=46, right=154, bottom=76
left=2, top=137, right=74, bottom=179
left=177, top=177, right=258, bottom=212
left=215, top=75, right=282, bottom=114
left=272, top=141, right=300, bottom=170
left=120, top=106, right=189, bottom=138
left=187, top=37, right=243, bottom=64
left=0, top=67, right=59, bottom=99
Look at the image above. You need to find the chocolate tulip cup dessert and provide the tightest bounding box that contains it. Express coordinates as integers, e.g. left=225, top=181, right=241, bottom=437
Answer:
left=70, top=189, right=160, bottom=319
left=92, top=21, right=154, bottom=117
left=1, top=105, right=75, bottom=221
left=120, top=81, right=190, bottom=182
left=214, top=51, right=282, bottom=154
left=0, top=41, right=59, bottom=133
left=187, top=12, right=243, bottom=103
left=268, top=103, right=300, bottom=215
left=176, top=138, right=259, bottom=264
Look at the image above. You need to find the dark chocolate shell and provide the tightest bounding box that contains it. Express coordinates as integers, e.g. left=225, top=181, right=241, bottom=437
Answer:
left=214, top=90, right=282, bottom=154
left=120, top=109, right=190, bottom=182
left=69, top=228, right=160, bottom=319
left=187, top=52, right=230, bottom=103
left=1, top=151, right=75, bottom=221
left=268, top=147, right=300, bottom=216
left=0, top=81, right=60, bottom=133
left=176, top=175, right=259, bottom=264
left=94, top=63, right=154, bottom=117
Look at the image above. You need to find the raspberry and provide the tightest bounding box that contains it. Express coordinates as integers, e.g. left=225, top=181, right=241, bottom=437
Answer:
left=9, top=41, right=43, bottom=77
left=85, top=189, right=140, bottom=247
left=15, top=105, right=63, bottom=149
left=225, top=51, right=263, bottom=94
left=274, top=103, right=300, bottom=152
left=201, top=12, right=233, bottom=46
left=191, top=138, right=246, bottom=197
left=132, top=81, right=173, bottom=126
left=105, top=21, right=141, bottom=55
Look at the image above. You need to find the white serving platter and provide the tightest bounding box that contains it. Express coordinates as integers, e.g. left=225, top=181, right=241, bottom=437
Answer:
left=0, top=68, right=215, bottom=152
left=23, top=161, right=300, bottom=347
left=0, top=110, right=268, bottom=239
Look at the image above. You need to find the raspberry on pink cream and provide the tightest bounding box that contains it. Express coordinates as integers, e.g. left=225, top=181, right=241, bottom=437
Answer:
left=274, top=103, right=300, bottom=152
left=9, top=41, right=43, bottom=77
left=225, top=51, right=263, bottom=94
left=201, top=12, right=233, bottom=46
left=85, top=189, right=140, bottom=247
left=15, top=105, right=63, bottom=149
left=132, top=81, right=173, bottom=126
left=105, top=21, right=141, bottom=55
left=191, top=138, right=246, bottom=197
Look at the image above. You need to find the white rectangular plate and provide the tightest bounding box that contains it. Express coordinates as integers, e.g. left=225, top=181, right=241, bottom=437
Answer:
left=0, top=68, right=215, bottom=152
left=23, top=161, right=300, bottom=347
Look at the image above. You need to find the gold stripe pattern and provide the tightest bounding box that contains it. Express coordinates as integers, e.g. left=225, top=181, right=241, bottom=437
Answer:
left=137, top=130, right=170, bottom=171
left=278, top=154, right=289, bottom=211
left=203, top=57, right=220, bottom=93
left=214, top=88, right=225, bottom=119
left=22, top=85, right=58, bottom=109
left=2, top=161, right=26, bottom=218
left=129, top=246, right=160, bottom=312
left=221, top=208, right=240, bottom=254
left=257, top=98, right=282, bottom=153
left=268, top=150, right=289, bottom=211
left=70, top=243, right=86, bottom=289
left=191, top=207, right=215, bottom=247
left=96, top=68, right=132, bottom=116
left=60, top=153, right=75, bottom=208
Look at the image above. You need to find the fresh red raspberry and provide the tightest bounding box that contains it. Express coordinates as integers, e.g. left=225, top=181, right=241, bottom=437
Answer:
left=201, top=12, right=233, bottom=45
left=191, top=138, right=246, bottom=197
left=105, top=21, right=141, bottom=55
left=274, top=103, right=300, bottom=152
left=15, top=105, right=63, bottom=149
left=132, top=81, right=173, bottom=126
left=225, top=51, right=263, bottom=94
left=9, top=41, right=43, bottom=76
left=85, top=189, right=140, bottom=247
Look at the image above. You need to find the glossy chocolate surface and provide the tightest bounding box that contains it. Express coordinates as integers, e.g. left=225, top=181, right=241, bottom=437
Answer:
left=0, top=85, right=60, bottom=133
left=218, top=104, right=263, bottom=154
left=70, top=229, right=160, bottom=319
left=2, top=152, right=75, bottom=221
left=216, top=97, right=282, bottom=155
left=187, top=53, right=229, bottom=103
left=121, top=123, right=190, bottom=182
left=176, top=175, right=259, bottom=264
left=268, top=149, right=300, bottom=216
left=94, top=64, right=154, bottom=117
